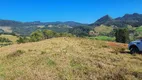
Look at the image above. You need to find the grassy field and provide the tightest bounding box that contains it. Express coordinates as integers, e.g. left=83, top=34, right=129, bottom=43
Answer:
left=87, top=36, right=115, bottom=41
left=0, top=34, right=18, bottom=43
left=136, top=26, right=142, bottom=32
left=0, top=37, right=142, bottom=80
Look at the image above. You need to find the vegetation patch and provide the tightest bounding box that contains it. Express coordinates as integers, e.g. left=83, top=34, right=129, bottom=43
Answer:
left=88, top=36, right=115, bottom=41
left=0, top=34, right=18, bottom=43
left=46, top=58, right=56, bottom=66
left=7, top=50, right=25, bottom=58
left=136, top=26, right=142, bottom=32
left=41, top=51, right=47, bottom=55
left=132, top=71, right=142, bottom=79
left=70, top=59, right=82, bottom=68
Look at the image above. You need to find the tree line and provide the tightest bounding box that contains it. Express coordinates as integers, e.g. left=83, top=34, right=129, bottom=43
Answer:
left=0, top=37, right=12, bottom=42
left=17, top=29, right=74, bottom=43
left=17, top=28, right=130, bottom=44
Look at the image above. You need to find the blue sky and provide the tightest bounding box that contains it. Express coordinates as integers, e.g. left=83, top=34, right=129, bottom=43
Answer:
left=0, top=0, right=142, bottom=23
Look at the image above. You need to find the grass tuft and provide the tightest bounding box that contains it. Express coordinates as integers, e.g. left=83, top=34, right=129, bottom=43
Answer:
left=46, top=58, right=56, bottom=66
left=7, top=50, right=25, bottom=58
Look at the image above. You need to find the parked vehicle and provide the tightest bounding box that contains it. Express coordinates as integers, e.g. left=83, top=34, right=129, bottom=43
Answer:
left=128, top=39, right=142, bottom=54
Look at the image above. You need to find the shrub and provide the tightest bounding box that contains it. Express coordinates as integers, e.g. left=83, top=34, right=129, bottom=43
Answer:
left=115, top=28, right=130, bottom=43
left=43, top=30, right=56, bottom=39
left=30, top=30, right=44, bottom=42
left=17, top=37, right=30, bottom=43
left=0, top=37, right=12, bottom=42
left=41, top=51, right=47, bottom=55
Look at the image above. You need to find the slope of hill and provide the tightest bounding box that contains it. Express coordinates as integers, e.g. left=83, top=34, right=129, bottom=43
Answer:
left=0, top=34, right=18, bottom=43
left=0, top=37, right=141, bottom=80
left=92, top=15, right=113, bottom=26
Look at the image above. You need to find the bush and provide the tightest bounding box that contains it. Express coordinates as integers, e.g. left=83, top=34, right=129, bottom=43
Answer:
left=30, top=30, right=44, bottom=42
left=17, top=37, right=30, bottom=43
left=43, top=30, right=56, bottom=39
left=115, top=28, right=130, bottom=43
left=0, top=37, right=12, bottom=42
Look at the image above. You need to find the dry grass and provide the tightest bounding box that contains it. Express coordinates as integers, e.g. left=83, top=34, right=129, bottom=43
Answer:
left=0, top=35, right=18, bottom=43
left=107, top=42, right=128, bottom=54
left=0, top=37, right=142, bottom=80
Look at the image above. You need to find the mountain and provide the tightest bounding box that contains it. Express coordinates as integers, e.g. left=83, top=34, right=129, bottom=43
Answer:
left=24, top=21, right=86, bottom=27
left=0, top=13, right=142, bottom=36
left=116, top=13, right=142, bottom=21
left=0, top=20, right=24, bottom=27
left=63, top=21, right=87, bottom=27
left=91, top=13, right=142, bottom=27
left=92, top=15, right=113, bottom=26
left=0, top=20, right=87, bottom=36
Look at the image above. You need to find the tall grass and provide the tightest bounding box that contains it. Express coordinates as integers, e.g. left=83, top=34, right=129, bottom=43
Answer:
left=0, top=37, right=141, bottom=80
left=88, top=36, right=115, bottom=41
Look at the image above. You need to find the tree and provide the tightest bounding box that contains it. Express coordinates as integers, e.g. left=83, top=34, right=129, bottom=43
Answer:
left=59, top=32, right=74, bottom=37
left=17, top=37, right=30, bottom=43
left=30, top=30, right=44, bottom=42
left=69, top=26, right=91, bottom=37
left=115, top=28, right=130, bottom=43
left=43, top=30, right=56, bottom=39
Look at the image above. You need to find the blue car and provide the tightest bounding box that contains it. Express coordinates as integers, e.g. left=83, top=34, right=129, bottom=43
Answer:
left=128, top=39, right=142, bottom=54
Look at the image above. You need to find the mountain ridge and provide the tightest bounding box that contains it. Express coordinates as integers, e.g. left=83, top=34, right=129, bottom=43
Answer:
left=0, top=13, right=142, bottom=35
left=92, top=13, right=142, bottom=27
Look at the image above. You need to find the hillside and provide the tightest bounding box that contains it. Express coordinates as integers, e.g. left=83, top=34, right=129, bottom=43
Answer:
left=0, top=34, right=18, bottom=43
left=0, top=37, right=141, bottom=80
